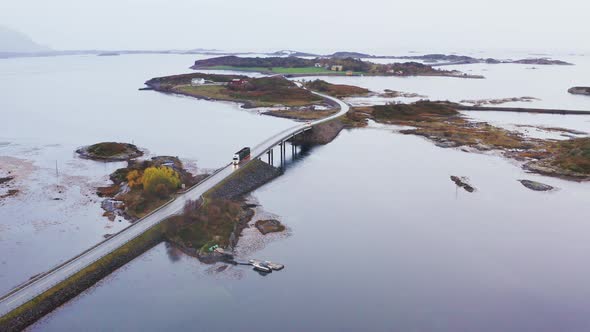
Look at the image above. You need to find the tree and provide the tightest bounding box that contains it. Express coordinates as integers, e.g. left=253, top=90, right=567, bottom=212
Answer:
left=126, top=169, right=143, bottom=188
left=142, top=166, right=181, bottom=197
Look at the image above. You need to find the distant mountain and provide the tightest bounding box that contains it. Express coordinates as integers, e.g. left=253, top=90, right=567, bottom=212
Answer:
left=0, top=26, right=50, bottom=53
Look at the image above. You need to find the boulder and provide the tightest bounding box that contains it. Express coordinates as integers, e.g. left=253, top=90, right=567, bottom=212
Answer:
left=255, top=219, right=285, bottom=235
left=518, top=179, right=554, bottom=191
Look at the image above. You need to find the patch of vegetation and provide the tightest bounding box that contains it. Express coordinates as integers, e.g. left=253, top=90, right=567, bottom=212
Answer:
left=141, top=166, right=181, bottom=198
left=206, top=66, right=336, bottom=75
left=172, top=76, right=324, bottom=107
left=350, top=101, right=590, bottom=179
left=351, top=101, right=528, bottom=149
left=163, top=198, right=250, bottom=252
left=144, top=72, right=247, bottom=90
left=190, top=56, right=472, bottom=77
left=550, top=138, right=590, bottom=174
left=99, top=156, right=202, bottom=220
left=265, top=108, right=338, bottom=120
left=87, top=142, right=127, bottom=156
left=304, top=79, right=370, bottom=98
left=370, top=101, right=459, bottom=122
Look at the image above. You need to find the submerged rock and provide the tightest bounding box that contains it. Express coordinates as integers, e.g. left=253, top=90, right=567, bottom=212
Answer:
left=450, top=175, right=476, bottom=193
left=518, top=179, right=554, bottom=191
left=255, top=219, right=285, bottom=235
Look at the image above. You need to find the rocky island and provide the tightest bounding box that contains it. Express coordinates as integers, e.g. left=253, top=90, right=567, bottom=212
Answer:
left=76, top=142, right=143, bottom=161
left=568, top=87, right=590, bottom=96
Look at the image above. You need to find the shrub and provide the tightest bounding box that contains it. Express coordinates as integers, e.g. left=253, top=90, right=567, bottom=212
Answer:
left=126, top=170, right=143, bottom=188
left=142, top=166, right=181, bottom=197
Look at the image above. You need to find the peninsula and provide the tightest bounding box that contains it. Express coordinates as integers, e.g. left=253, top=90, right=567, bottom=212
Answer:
left=145, top=73, right=329, bottom=109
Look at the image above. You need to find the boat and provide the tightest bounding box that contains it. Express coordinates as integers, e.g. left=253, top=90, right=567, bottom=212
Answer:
left=264, top=261, right=284, bottom=271
left=251, top=261, right=272, bottom=273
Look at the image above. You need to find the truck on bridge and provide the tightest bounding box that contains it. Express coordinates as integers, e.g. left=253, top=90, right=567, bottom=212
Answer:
left=233, top=147, right=251, bottom=165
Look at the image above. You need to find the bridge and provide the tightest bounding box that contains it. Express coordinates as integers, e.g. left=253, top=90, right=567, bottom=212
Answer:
left=0, top=88, right=349, bottom=319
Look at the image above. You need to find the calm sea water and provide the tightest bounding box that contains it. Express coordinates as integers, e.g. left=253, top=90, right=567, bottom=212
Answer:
left=0, top=54, right=293, bottom=293
left=1, top=53, right=590, bottom=331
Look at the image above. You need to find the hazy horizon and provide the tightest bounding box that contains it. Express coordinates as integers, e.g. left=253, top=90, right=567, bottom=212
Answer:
left=1, top=0, right=589, bottom=55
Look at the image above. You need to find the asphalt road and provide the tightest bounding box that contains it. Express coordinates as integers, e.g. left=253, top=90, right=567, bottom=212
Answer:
left=0, top=88, right=349, bottom=317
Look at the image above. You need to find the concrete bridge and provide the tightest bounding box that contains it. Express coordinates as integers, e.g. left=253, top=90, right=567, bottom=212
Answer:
left=0, top=88, right=349, bottom=320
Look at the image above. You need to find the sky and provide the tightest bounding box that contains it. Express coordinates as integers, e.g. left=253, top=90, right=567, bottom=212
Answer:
left=1, top=0, right=589, bottom=54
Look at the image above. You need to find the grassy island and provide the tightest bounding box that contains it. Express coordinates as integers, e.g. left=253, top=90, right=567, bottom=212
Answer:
left=76, top=142, right=143, bottom=161
left=190, top=55, right=481, bottom=78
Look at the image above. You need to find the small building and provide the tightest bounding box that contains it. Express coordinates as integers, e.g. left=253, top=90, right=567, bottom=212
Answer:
left=345, top=70, right=353, bottom=76
left=314, top=63, right=322, bottom=68
left=228, top=78, right=250, bottom=89
left=191, top=78, right=206, bottom=86
left=331, top=65, right=344, bottom=71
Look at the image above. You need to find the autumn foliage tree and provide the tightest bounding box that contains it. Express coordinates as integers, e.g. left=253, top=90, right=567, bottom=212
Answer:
left=142, top=166, right=181, bottom=198
left=126, top=170, right=143, bottom=188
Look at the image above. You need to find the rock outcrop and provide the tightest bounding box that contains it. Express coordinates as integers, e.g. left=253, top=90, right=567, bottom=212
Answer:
left=518, top=180, right=554, bottom=191
left=568, top=87, right=590, bottom=96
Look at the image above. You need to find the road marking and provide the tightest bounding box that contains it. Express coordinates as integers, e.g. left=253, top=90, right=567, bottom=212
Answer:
left=4, top=291, right=30, bottom=306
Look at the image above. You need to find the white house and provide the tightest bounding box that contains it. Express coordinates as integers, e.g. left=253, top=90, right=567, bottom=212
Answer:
left=191, top=78, right=206, bottom=86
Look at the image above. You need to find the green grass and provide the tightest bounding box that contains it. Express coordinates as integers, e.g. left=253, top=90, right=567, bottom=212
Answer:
left=205, top=65, right=357, bottom=75
left=175, top=83, right=321, bottom=107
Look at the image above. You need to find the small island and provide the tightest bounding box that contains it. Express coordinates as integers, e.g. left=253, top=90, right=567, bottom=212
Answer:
left=388, top=54, right=573, bottom=66
left=568, top=87, right=590, bottom=96
left=76, top=142, right=143, bottom=161
left=97, top=155, right=202, bottom=221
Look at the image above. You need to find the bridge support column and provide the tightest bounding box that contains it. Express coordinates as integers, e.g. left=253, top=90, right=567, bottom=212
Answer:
left=279, top=142, right=284, bottom=169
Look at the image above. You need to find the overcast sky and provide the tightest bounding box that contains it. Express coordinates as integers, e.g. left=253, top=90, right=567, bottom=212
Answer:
left=2, top=0, right=589, bottom=54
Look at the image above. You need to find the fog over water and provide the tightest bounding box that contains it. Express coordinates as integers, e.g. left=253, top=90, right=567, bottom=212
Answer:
left=1, top=0, right=589, bottom=53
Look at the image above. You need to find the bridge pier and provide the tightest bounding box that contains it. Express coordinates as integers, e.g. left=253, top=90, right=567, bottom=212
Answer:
left=279, top=142, right=284, bottom=169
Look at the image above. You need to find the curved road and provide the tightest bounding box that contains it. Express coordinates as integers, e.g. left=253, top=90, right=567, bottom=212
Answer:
left=0, top=87, right=349, bottom=317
